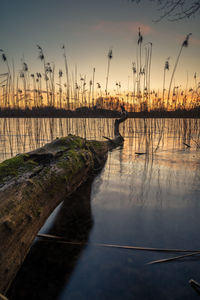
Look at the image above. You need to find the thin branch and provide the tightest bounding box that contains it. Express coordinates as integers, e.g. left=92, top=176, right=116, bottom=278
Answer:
left=130, top=0, right=200, bottom=21
left=153, top=0, right=183, bottom=22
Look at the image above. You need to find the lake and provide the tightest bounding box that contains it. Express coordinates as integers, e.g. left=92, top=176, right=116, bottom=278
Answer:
left=1, top=118, right=200, bottom=299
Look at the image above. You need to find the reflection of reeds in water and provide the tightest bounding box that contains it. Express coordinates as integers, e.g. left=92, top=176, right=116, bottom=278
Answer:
left=96, top=118, right=200, bottom=211
left=1, top=118, right=200, bottom=163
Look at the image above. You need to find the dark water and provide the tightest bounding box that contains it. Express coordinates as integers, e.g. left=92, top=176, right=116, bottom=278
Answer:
left=3, top=118, right=200, bottom=299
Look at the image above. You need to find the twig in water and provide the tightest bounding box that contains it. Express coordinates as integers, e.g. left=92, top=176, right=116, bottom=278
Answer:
left=147, top=251, right=200, bottom=265
left=189, top=279, right=200, bottom=289
left=135, top=152, right=147, bottom=155
left=183, top=142, right=191, bottom=148
left=37, top=234, right=200, bottom=253
left=189, top=279, right=200, bottom=295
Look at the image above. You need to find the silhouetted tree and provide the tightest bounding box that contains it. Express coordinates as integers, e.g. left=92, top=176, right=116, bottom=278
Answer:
left=130, top=0, right=200, bottom=21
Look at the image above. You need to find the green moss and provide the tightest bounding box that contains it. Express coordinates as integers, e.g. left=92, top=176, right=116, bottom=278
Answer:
left=0, top=154, right=38, bottom=183
left=64, top=135, right=86, bottom=149
left=57, top=147, right=94, bottom=186
left=54, top=136, right=104, bottom=180
left=58, top=149, right=84, bottom=173
left=51, top=135, right=85, bottom=150
left=0, top=135, right=105, bottom=185
left=88, top=140, right=102, bottom=148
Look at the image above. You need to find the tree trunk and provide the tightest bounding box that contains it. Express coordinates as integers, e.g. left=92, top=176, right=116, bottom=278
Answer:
left=0, top=109, right=128, bottom=295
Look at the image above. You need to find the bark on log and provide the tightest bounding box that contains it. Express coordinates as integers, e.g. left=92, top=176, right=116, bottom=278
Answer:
left=0, top=109, right=128, bottom=294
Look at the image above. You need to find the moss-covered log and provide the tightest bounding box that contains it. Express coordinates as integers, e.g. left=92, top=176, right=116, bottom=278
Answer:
left=0, top=110, right=128, bottom=294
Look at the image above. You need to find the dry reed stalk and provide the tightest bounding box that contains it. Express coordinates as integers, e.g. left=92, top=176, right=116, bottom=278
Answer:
left=62, top=44, right=70, bottom=109
left=167, top=33, right=192, bottom=108
left=37, top=233, right=200, bottom=254
left=147, top=251, right=200, bottom=265
left=105, top=49, right=113, bottom=96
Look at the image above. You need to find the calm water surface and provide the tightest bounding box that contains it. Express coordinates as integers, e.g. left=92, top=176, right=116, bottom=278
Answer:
left=2, top=118, right=200, bottom=299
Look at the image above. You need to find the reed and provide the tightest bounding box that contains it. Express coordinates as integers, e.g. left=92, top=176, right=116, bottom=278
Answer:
left=62, top=44, right=70, bottom=109
left=36, top=44, right=50, bottom=106
left=137, top=27, right=143, bottom=104
left=0, top=50, right=12, bottom=107
left=91, top=67, right=95, bottom=108
left=58, top=69, right=63, bottom=109
left=167, top=33, right=192, bottom=107
left=162, top=57, right=170, bottom=108
left=105, top=49, right=113, bottom=96
left=0, top=32, right=199, bottom=113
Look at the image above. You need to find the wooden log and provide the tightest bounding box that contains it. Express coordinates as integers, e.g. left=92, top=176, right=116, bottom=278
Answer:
left=0, top=109, right=128, bottom=294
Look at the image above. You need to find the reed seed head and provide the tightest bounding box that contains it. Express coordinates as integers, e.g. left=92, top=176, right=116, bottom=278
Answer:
left=108, top=49, right=113, bottom=60
left=132, top=62, right=137, bottom=74
left=182, top=33, right=192, bottom=48
left=165, top=60, right=169, bottom=70
left=138, top=27, right=143, bottom=45
left=59, top=69, right=63, bottom=77
left=2, top=53, right=7, bottom=62
left=23, top=62, right=28, bottom=72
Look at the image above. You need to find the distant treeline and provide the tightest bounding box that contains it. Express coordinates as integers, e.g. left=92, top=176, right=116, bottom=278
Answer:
left=0, top=106, right=199, bottom=118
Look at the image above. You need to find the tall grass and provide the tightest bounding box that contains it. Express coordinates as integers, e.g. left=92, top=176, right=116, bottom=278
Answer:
left=162, top=57, right=170, bottom=107
left=105, top=49, right=113, bottom=96
left=167, top=33, right=192, bottom=107
left=0, top=33, right=199, bottom=113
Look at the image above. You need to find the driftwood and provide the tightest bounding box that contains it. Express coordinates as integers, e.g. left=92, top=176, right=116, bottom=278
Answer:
left=0, top=109, right=128, bottom=294
left=147, top=251, right=200, bottom=265
left=189, top=279, right=200, bottom=295
left=37, top=233, right=200, bottom=253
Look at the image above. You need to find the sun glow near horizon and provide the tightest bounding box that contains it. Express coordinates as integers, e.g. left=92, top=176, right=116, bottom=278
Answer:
left=0, top=0, right=199, bottom=112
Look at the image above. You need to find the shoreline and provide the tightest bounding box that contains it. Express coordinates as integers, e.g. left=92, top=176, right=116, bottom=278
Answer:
left=0, top=107, right=200, bottom=118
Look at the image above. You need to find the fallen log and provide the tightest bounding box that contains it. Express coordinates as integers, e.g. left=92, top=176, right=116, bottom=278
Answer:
left=8, top=178, right=94, bottom=299
left=0, top=109, right=128, bottom=294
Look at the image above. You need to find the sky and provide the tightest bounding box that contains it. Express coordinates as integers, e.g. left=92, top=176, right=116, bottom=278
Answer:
left=0, top=0, right=200, bottom=92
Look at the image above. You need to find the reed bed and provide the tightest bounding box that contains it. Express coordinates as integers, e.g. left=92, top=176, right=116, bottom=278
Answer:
left=0, top=31, right=199, bottom=113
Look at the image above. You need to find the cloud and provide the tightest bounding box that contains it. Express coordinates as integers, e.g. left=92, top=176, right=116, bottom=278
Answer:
left=91, top=21, right=153, bottom=38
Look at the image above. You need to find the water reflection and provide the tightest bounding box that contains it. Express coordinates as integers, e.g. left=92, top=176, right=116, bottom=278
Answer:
left=2, top=118, right=200, bottom=299
left=8, top=179, right=94, bottom=300
left=63, top=141, right=200, bottom=300
left=93, top=145, right=200, bottom=210
left=1, top=118, right=200, bottom=162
